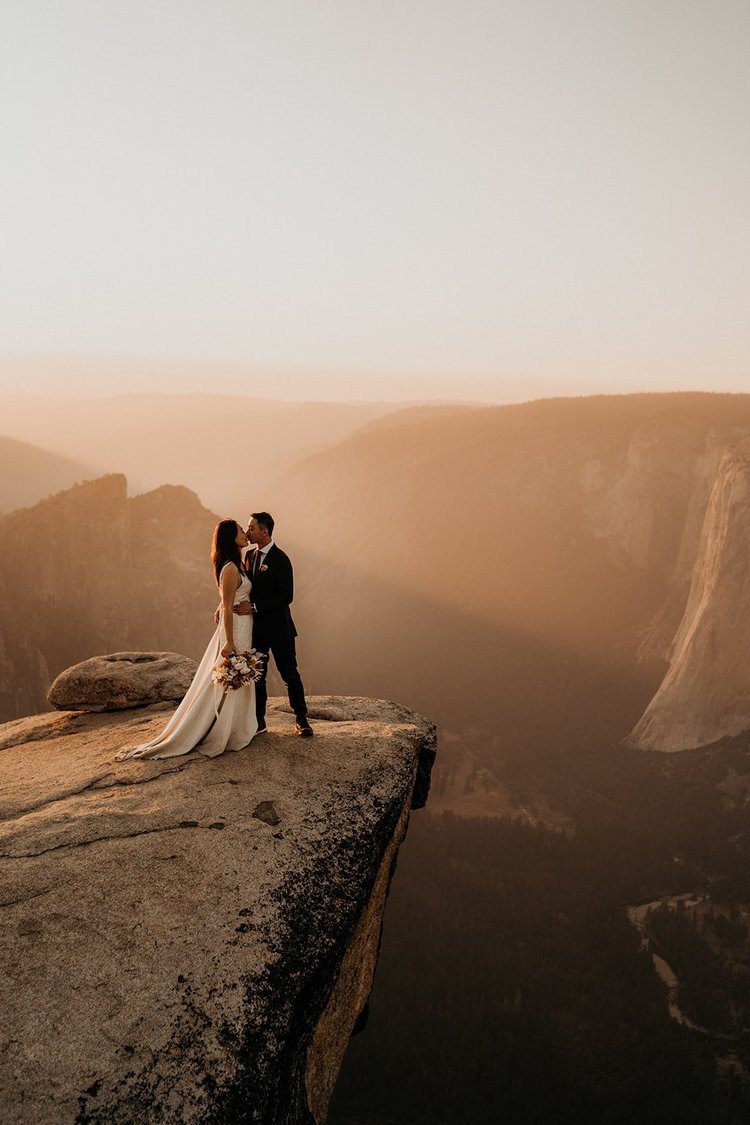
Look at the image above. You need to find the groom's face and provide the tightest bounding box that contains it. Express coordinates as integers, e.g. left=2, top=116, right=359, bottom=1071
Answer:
left=246, top=517, right=263, bottom=545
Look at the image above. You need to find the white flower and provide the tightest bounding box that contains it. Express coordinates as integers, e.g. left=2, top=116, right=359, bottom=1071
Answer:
left=211, top=649, right=267, bottom=691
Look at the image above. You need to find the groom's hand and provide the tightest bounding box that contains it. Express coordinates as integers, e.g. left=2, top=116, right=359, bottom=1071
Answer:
left=234, top=600, right=254, bottom=616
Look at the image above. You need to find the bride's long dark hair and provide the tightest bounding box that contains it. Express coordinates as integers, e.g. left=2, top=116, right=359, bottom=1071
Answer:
left=211, top=520, right=243, bottom=586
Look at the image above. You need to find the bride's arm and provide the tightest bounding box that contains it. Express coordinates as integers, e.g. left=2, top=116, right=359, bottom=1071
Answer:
left=220, top=564, right=240, bottom=657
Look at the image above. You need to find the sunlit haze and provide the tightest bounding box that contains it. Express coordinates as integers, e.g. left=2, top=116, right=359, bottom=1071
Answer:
left=2, top=0, right=749, bottom=398
left=5, top=5, right=750, bottom=1108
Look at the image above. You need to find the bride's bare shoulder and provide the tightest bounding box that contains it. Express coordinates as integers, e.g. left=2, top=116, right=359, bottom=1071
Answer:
left=219, top=561, right=241, bottom=589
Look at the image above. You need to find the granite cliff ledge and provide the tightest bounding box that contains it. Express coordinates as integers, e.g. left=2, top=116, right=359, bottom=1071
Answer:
left=0, top=693, right=436, bottom=1124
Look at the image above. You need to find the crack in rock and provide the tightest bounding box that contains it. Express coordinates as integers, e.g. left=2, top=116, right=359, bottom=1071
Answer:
left=1, top=821, right=234, bottom=860
left=0, top=886, right=58, bottom=909
left=0, top=774, right=113, bottom=824
left=0, top=718, right=86, bottom=752
left=1, top=764, right=191, bottom=825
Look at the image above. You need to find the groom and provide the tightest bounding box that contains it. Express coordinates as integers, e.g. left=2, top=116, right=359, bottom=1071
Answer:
left=234, top=512, right=313, bottom=737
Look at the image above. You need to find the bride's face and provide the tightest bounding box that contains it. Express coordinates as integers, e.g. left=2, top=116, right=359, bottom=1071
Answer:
left=235, top=524, right=248, bottom=548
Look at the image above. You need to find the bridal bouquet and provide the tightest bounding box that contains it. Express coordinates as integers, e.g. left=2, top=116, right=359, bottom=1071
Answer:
left=211, top=649, right=266, bottom=691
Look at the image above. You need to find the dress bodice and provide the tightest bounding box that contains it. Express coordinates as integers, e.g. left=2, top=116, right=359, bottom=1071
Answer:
left=233, top=570, right=251, bottom=605
left=219, top=563, right=251, bottom=605
left=218, top=564, right=253, bottom=649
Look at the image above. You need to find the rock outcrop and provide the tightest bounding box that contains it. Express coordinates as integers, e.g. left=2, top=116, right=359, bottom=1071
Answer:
left=0, top=693, right=435, bottom=1124
left=0, top=474, right=219, bottom=723
left=629, top=438, right=750, bottom=752
left=47, top=652, right=198, bottom=712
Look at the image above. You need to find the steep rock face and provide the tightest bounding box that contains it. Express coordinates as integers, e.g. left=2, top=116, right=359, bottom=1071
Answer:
left=580, top=417, right=743, bottom=578
left=0, top=627, right=51, bottom=725
left=630, top=425, right=747, bottom=664
left=0, top=694, right=435, bottom=1124
left=629, top=438, right=750, bottom=751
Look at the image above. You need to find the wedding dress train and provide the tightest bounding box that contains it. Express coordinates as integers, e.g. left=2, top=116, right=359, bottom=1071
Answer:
left=115, top=567, right=257, bottom=761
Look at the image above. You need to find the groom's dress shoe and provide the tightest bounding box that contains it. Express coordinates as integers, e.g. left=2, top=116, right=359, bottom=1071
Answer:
left=256, top=722, right=267, bottom=734
left=295, top=722, right=313, bottom=737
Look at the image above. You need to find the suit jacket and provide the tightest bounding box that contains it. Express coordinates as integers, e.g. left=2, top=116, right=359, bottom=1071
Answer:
left=246, top=544, right=298, bottom=644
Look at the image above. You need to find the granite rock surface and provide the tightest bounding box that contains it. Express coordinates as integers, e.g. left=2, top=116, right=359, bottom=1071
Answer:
left=47, top=651, right=198, bottom=713
left=0, top=693, right=435, bottom=1124
left=630, top=438, right=750, bottom=751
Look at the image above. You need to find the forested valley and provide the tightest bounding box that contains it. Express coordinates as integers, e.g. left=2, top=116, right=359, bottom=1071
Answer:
left=330, top=733, right=750, bottom=1123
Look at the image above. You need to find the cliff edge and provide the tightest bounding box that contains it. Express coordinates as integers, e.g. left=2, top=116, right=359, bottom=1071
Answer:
left=629, top=437, right=750, bottom=752
left=0, top=694, right=435, bottom=1123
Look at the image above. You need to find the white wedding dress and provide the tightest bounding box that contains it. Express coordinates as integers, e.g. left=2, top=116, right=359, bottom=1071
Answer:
left=115, top=565, right=258, bottom=760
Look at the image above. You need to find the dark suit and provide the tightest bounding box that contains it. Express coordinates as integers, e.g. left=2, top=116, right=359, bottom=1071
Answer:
left=246, top=544, right=308, bottom=726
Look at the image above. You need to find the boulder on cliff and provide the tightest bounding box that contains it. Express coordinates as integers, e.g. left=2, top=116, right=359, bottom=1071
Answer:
left=629, top=437, right=750, bottom=752
left=47, top=651, right=198, bottom=712
left=0, top=693, right=435, bottom=1124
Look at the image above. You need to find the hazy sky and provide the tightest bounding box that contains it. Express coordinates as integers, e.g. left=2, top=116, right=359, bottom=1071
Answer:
left=1, top=0, right=749, bottom=399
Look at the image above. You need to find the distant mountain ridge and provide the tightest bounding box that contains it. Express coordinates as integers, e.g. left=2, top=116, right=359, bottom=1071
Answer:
left=0, top=434, right=93, bottom=513
left=0, top=393, right=437, bottom=512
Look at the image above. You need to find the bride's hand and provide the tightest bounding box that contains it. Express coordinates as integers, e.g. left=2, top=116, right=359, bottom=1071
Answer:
left=221, top=642, right=236, bottom=658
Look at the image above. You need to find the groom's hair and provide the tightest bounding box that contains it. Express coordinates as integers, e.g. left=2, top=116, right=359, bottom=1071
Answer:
left=251, top=511, right=274, bottom=536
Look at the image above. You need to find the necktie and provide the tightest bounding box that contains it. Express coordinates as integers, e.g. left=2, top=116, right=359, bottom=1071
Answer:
left=253, top=550, right=262, bottom=576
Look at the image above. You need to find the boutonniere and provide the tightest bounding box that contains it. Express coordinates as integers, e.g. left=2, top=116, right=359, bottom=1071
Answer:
left=259, top=563, right=269, bottom=572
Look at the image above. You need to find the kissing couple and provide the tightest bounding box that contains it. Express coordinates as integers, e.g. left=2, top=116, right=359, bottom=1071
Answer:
left=115, top=511, right=313, bottom=762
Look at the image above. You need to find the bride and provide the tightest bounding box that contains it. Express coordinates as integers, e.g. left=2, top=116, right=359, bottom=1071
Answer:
left=115, top=519, right=259, bottom=761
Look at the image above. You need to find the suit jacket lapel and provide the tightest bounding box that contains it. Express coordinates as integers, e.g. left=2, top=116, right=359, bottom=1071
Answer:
left=254, top=544, right=275, bottom=578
